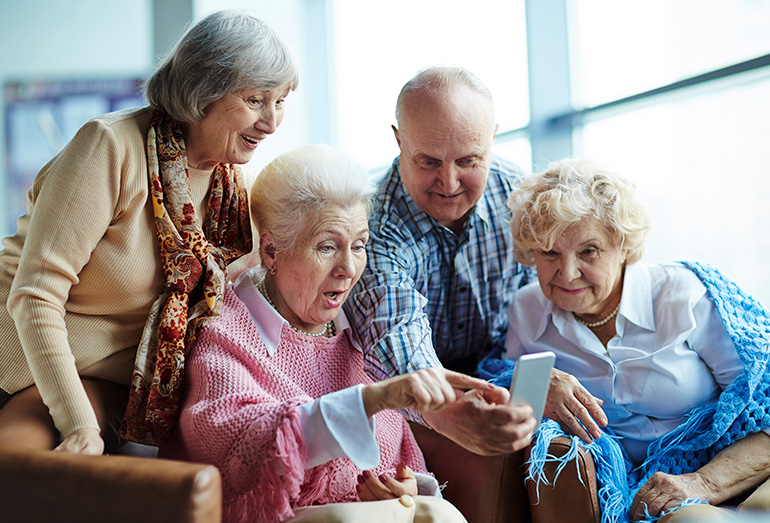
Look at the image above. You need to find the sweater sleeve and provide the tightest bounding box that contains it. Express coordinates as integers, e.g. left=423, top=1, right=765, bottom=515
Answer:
left=7, top=118, right=125, bottom=437
left=298, top=384, right=381, bottom=470
left=179, top=326, right=315, bottom=521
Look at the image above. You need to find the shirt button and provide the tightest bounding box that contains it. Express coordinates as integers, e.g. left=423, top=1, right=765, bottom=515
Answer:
left=399, top=495, right=415, bottom=508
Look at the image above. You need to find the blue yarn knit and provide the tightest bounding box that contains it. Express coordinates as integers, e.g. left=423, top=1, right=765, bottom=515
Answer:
left=478, top=261, right=770, bottom=523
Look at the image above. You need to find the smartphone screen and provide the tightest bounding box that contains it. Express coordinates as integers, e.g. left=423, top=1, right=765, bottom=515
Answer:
left=509, top=351, right=556, bottom=431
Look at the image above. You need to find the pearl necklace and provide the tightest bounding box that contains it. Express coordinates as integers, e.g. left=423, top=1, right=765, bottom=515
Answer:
left=573, top=303, right=620, bottom=329
left=257, top=274, right=335, bottom=338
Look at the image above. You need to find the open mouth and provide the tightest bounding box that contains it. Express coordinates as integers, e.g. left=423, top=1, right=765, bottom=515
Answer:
left=324, top=291, right=341, bottom=300
left=241, top=135, right=261, bottom=145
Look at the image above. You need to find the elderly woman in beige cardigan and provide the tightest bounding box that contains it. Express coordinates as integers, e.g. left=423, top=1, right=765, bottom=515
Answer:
left=0, top=10, right=297, bottom=455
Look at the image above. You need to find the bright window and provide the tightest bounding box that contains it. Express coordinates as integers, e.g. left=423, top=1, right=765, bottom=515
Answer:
left=569, top=0, right=770, bottom=107
left=331, top=0, right=530, bottom=171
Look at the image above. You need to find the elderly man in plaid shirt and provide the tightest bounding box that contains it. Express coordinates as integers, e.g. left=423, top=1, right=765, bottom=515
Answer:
left=346, top=66, right=606, bottom=456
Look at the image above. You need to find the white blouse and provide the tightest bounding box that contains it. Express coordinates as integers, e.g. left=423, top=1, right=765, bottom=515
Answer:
left=504, top=262, right=758, bottom=464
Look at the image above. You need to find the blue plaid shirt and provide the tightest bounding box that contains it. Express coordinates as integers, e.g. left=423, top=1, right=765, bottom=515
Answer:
left=345, top=155, right=532, bottom=384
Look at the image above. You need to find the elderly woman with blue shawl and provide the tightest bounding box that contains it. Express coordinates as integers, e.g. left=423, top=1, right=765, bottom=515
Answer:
left=481, top=158, right=770, bottom=522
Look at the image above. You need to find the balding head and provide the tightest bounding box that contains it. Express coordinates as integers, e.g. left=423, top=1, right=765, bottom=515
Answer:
left=395, top=66, right=495, bottom=131
left=391, top=66, right=498, bottom=234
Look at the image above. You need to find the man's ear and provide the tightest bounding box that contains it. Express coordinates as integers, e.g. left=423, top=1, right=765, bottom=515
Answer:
left=493, top=122, right=499, bottom=140
left=392, top=125, right=401, bottom=149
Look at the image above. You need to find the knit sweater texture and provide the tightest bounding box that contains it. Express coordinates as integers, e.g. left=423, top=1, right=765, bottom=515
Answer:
left=0, top=107, right=219, bottom=436
left=167, top=287, right=428, bottom=523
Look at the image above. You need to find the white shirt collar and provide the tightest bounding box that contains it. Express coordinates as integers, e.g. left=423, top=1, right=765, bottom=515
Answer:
left=232, top=267, right=361, bottom=356
left=620, top=262, right=656, bottom=331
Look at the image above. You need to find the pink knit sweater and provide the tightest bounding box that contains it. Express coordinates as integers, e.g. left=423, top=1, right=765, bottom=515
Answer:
left=166, top=288, right=428, bottom=522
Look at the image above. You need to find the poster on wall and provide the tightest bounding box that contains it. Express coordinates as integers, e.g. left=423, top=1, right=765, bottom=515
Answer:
left=4, top=78, right=144, bottom=233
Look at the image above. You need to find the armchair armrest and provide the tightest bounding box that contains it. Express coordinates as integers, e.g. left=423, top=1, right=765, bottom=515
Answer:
left=525, top=436, right=600, bottom=523
left=0, top=445, right=221, bottom=523
left=410, top=422, right=530, bottom=523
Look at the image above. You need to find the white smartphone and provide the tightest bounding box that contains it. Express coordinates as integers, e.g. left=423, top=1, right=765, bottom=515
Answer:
left=509, top=351, right=556, bottom=431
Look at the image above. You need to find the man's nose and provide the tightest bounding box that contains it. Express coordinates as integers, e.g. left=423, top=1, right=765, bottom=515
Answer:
left=437, top=165, right=461, bottom=194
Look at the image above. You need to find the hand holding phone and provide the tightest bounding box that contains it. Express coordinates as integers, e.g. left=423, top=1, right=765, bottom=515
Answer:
left=509, top=352, right=555, bottom=431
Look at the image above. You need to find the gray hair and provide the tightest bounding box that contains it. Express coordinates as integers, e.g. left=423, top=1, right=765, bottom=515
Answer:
left=144, top=10, right=299, bottom=123
left=250, top=144, right=375, bottom=253
left=395, top=65, right=495, bottom=127
left=508, top=158, right=652, bottom=266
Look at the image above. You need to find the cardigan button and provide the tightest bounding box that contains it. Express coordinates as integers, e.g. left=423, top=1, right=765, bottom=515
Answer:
left=399, top=494, right=415, bottom=508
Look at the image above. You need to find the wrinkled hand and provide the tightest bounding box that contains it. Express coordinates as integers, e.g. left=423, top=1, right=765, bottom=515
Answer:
left=362, top=368, right=494, bottom=416
left=423, top=386, right=536, bottom=456
left=544, top=368, right=607, bottom=443
left=357, top=463, right=418, bottom=501
left=630, top=472, right=714, bottom=521
left=54, top=428, right=104, bottom=455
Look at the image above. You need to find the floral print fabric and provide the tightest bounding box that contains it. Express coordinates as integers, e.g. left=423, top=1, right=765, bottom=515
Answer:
left=121, top=110, right=252, bottom=445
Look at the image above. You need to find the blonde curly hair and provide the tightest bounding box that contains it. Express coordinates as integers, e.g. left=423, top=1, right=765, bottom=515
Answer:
left=508, top=158, right=651, bottom=267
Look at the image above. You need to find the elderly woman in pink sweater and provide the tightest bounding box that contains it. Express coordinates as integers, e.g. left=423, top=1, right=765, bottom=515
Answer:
left=163, top=145, right=490, bottom=522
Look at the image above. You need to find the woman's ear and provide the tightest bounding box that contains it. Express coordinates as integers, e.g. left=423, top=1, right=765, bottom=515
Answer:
left=259, top=232, right=277, bottom=271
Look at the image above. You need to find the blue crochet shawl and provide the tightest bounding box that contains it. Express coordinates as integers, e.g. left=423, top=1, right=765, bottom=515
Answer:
left=478, top=261, right=770, bottom=522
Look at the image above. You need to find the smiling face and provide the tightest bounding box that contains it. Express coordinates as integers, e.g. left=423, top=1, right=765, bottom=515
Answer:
left=533, top=219, right=627, bottom=320
left=264, top=203, right=369, bottom=333
left=184, top=83, right=291, bottom=170
left=394, top=87, right=496, bottom=234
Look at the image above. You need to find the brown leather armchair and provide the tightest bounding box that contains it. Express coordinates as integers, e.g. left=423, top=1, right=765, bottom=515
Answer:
left=0, top=445, right=222, bottom=523
left=525, top=437, right=601, bottom=523
left=410, top=422, right=531, bottom=523
left=0, top=430, right=598, bottom=523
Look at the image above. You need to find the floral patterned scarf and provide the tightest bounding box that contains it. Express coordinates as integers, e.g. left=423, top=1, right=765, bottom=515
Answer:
left=121, top=110, right=253, bottom=445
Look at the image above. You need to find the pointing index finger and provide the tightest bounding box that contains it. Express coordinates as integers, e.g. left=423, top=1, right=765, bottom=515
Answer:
left=443, top=370, right=494, bottom=391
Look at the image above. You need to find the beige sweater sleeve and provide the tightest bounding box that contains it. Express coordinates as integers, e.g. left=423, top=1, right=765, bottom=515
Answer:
left=7, top=117, right=130, bottom=437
